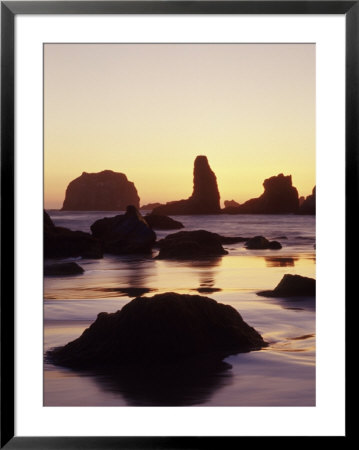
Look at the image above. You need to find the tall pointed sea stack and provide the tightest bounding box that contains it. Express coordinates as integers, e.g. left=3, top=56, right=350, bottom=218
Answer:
left=153, top=156, right=221, bottom=215
left=62, top=170, right=140, bottom=211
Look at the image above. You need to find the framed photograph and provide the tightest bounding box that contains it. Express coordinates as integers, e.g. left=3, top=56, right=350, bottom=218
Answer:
left=1, top=1, right=354, bottom=446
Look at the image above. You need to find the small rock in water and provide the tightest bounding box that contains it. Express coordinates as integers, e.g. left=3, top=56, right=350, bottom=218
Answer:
left=257, top=274, right=315, bottom=297
left=245, top=236, right=282, bottom=250
left=44, top=262, right=84, bottom=276
left=156, top=230, right=228, bottom=259
left=145, top=214, right=184, bottom=230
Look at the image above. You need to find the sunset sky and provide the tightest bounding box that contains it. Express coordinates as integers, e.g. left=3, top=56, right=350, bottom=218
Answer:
left=44, top=43, right=315, bottom=209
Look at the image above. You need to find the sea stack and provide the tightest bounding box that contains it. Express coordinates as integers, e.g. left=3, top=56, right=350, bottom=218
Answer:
left=153, top=156, right=221, bottom=215
left=62, top=170, right=140, bottom=211
left=223, top=174, right=299, bottom=214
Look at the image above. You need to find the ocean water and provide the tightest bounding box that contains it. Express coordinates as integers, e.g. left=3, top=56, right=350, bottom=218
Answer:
left=44, top=211, right=315, bottom=406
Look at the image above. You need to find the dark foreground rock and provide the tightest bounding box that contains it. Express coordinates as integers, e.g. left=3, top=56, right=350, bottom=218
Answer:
left=48, top=292, right=267, bottom=369
left=44, top=262, right=84, bottom=276
left=44, top=211, right=103, bottom=259
left=257, top=274, right=316, bottom=297
left=156, top=230, right=228, bottom=259
left=62, top=170, right=140, bottom=211
left=153, top=156, right=221, bottom=215
left=145, top=214, right=184, bottom=230
left=91, top=205, right=156, bottom=254
left=297, top=186, right=316, bottom=215
left=222, top=173, right=299, bottom=214
left=245, top=236, right=282, bottom=250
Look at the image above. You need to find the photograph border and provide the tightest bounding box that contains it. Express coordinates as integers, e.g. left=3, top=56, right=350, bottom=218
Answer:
left=1, top=1, right=355, bottom=446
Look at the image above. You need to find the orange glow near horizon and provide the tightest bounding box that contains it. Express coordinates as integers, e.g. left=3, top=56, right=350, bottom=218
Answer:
left=44, top=44, right=315, bottom=209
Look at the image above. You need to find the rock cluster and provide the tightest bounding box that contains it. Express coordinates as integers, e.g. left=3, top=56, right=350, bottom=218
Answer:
left=223, top=174, right=299, bottom=214
left=244, top=236, right=282, bottom=250
left=91, top=205, right=156, bottom=254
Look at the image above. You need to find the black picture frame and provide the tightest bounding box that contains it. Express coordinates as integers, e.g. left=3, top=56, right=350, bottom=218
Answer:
left=1, top=1, right=354, bottom=447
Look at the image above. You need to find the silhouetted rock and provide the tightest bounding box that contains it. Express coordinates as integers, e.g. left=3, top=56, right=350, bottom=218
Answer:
left=156, top=230, right=228, bottom=259
left=44, top=211, right=103, bottom=259
left=153, top=156, right=221, bottom=215
left=224, top=199, right=240, bottom=208
left=91, top=205, right=156, bottom=254
left=44, top=262, right=84, bottom=276
left=62, top=170, right=140, bottom=211
left=140, top=202, right=162, bottom=211
left=48, top=292, right=267, bottom=369
left=245, top=236, right=282, bottom=250
left=222, top=174, right=299, bottom=214
left=219, top=235, right=248, bottom=244
left=297, top=186, right=316, bottom=215
left=257, top=274, right=315, bottom=297
left=145, top=214, right=184, bottom=230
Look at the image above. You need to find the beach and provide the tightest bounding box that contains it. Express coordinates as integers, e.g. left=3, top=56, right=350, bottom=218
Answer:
left=44, top=211, right=315, bottom=406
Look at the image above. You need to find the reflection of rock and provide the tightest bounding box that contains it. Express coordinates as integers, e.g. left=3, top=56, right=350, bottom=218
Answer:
left=48, top=292, right=267, bottom=369
left=297, top=186, right=316, bottom=215
left=195, top=287, right=222, bottom=294
left=153, top=156, right=221, bottom=215
left=145, top=214, right=184, bottom=230
left=245, top=236, right=282, bottom=250
left=44, top=262, right=84, bottom=276
left=265, top=257, right=297, bottom=267
left=224, top=200, right=240, bottom=208
left=140, top=203, right=162, bottom=211
left=156, top=230, right=228, bottom=259
left=90, top=359, right=232, bottom=406
left=101, top=287, right=155, bottom=297
left=91, top=206, right=156, bottom=254
left=223, top=174, right=299, bottom=214
left=44, top=211, right=103, bottom=259
left=62, top=170, right=140, bottom=211
left=257, top=274, right=315, bottom=297
left=95, top=257, right=154, bottom=298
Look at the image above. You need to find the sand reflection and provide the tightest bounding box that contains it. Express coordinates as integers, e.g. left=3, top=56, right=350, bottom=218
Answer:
left=88, top=359, right=233, bottom=406
left=265, top=257, right=298, bottom=267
